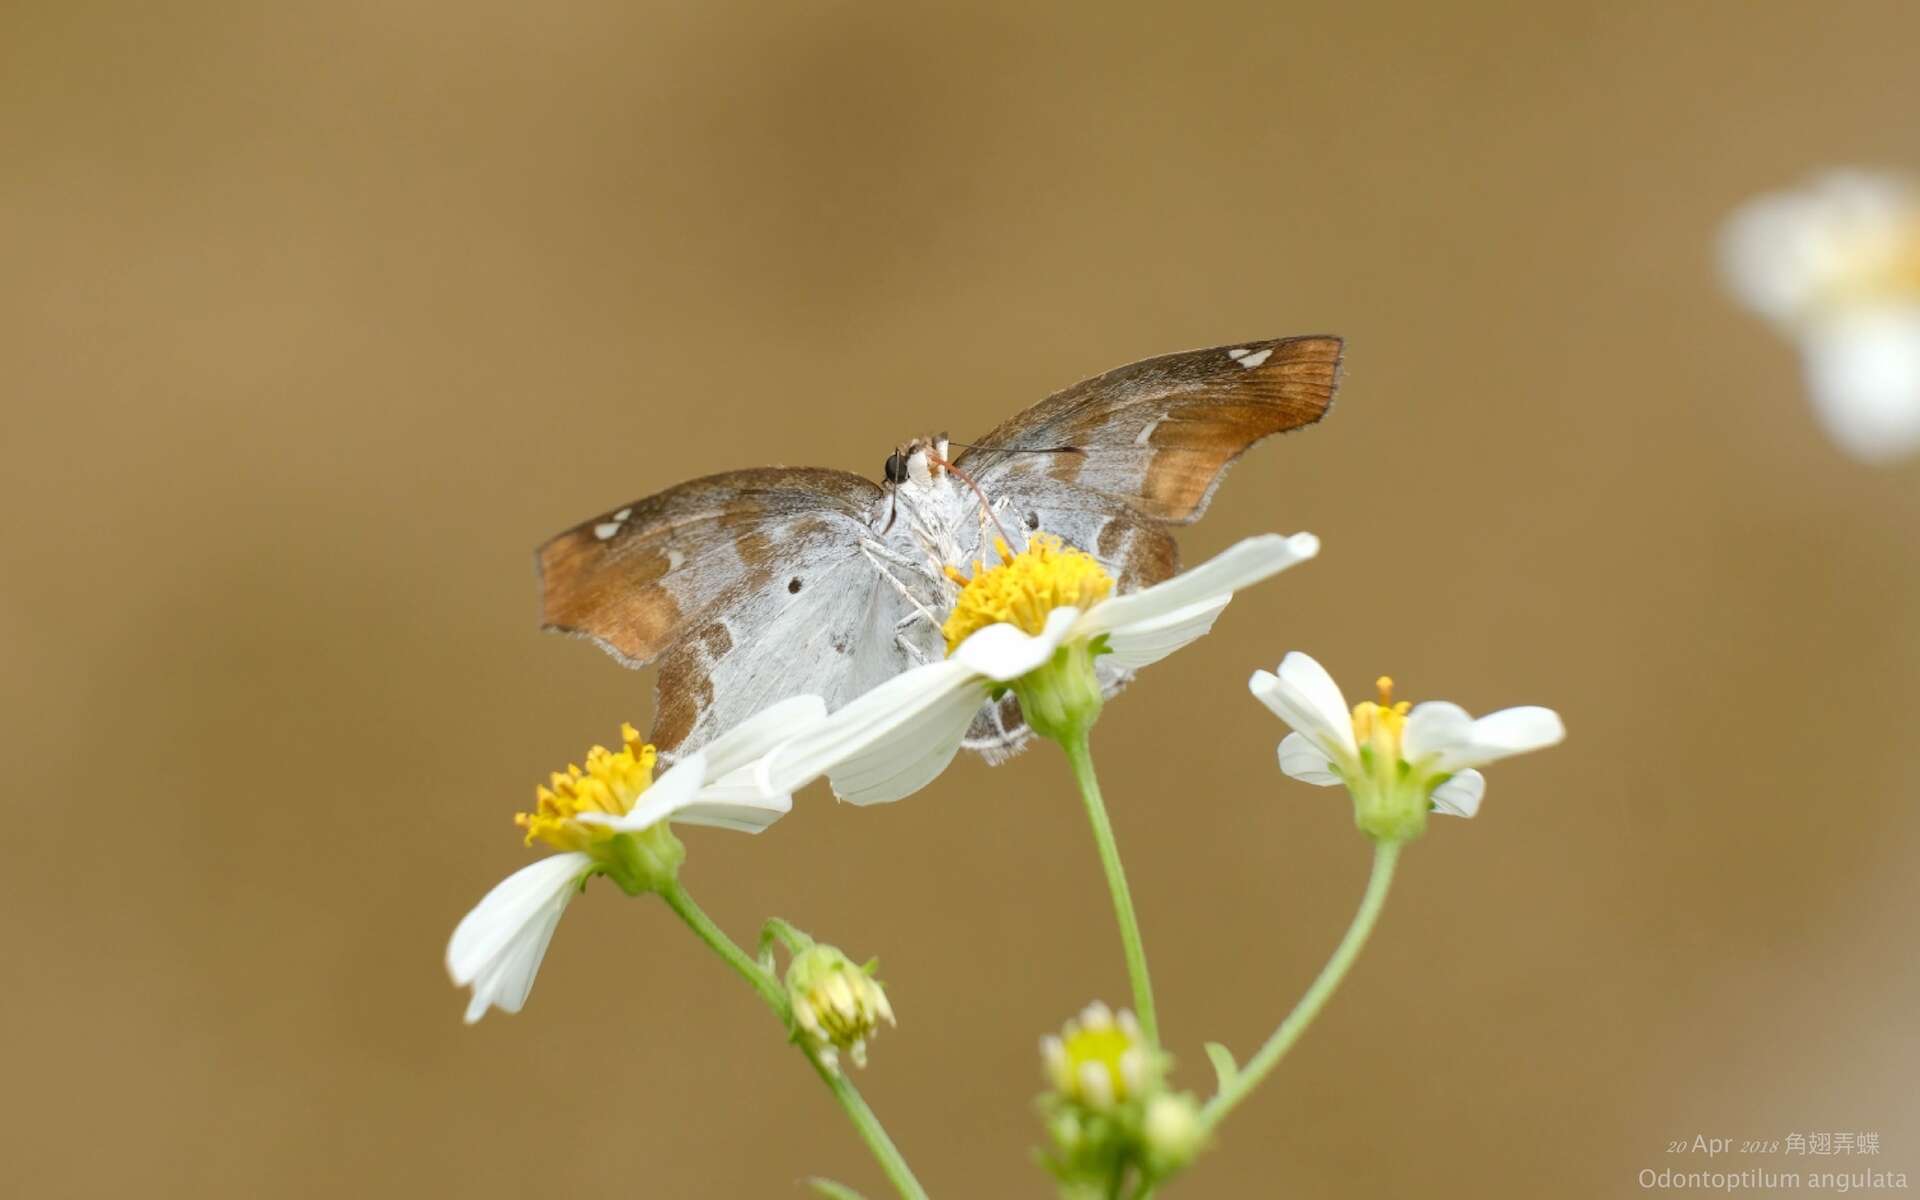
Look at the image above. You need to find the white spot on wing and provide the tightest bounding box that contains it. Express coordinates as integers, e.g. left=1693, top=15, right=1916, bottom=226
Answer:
left=1134, top=416, right=1164, bottom=446
left=594, top=506, right=635, bottom=540
left=1238, top=348, right=1273, bottom=369
left=667, top=549, right=684, bottom=570
left=1226, top=348, right=1249, bottom=359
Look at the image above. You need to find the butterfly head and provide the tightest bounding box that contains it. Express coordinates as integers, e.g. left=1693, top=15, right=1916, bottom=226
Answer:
left=882, top=434, right=952, bottom=488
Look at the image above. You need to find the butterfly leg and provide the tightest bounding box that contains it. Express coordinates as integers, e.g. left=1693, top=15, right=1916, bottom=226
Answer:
left=860, top=540, right=943, bottom=629
left=892, top=616, right=936, bottom=665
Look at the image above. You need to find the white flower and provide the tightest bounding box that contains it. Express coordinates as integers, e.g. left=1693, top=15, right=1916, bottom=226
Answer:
left=446, top=696, right=823, bottom=1023
left=1250, top=652, right=1563, bottom=840
left=759, top=532, right=1321, bottom=806
left=1720, top=170, right=1920, bottom=462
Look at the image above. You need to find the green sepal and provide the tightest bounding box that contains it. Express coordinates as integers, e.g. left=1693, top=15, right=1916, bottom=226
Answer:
left=1203, top=1042, right=1238, bottom=1091
left=602, top=823, right=686, bottom=895
left=760, top=916, right=815, bottom=958
left=1012, top=638, right=1105, bottom=745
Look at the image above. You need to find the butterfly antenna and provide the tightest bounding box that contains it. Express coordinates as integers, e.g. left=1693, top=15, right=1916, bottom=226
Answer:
left=928, top=449, right=1018, bottom=551
left=942, top=440, right=1085, bottom=457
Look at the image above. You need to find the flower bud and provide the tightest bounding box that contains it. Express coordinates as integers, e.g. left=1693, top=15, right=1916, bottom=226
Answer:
left=1037, top=1001, right=1201, bottom=1192
left=1141, top=1093, right=1207, bottom=1176
left=1040, top=1001, right=1163, bottom=1110
left=784, top=944, right=894, bottom=1071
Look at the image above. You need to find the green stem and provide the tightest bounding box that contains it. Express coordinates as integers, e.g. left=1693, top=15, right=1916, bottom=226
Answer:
left=660, top=880, right=787, bottom=1015
left=1063, top=733, right=1159, bottom=1047
left=1200, top=840, right=1401, bottom=1130
left=658, top=882, right=930, bottom=1200
left=800, top=1043, right=926, bottom=1200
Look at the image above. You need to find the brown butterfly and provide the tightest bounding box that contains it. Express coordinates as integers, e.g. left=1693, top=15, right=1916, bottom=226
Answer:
left=537, top=336, right=1342, bottom=763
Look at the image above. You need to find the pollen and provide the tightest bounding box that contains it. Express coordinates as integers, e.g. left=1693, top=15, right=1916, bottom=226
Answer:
left=1351, top=678, right=1412, bottom=760
left=515, top=723, right=658, bottom=853
left=940, top=533, right=1114, bottom=654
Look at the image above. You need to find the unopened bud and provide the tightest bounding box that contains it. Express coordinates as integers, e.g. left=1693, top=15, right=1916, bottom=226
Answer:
left=785, top=944, right=894, bottom=1071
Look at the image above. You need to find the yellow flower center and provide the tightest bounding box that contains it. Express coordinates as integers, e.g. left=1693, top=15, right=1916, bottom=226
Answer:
left=1819, top=213, right=1920, bottom=308
left=940, top=533, right=1114, bottom=654
left=515, top=723, right=658, bottom=853
left=1058, top=1025, right=1136, bottom=1097
left=1043, top=1003, right=1153, bottom=1109
left=1351, top=675, right=1411, bottom=762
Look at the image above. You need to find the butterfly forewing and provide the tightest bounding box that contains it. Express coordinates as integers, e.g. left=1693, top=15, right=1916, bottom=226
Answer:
left=955, top=335, right=1341, bottom=525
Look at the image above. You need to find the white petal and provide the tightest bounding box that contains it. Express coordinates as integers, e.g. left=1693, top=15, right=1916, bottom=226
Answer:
left=463, top=898, right=570, bottom=1022
left=1101, top=596, right=1230, bottom=670
left=446, top=852, right=591, bottom=983
left=1721, top=187, right=1834, bottom=323
left=1462, top=705, right=1566, bottom=764
left=1249, top=651, right=1357, bottom=760
left=580, top=751, right=710, bottom=832
left=1075, top=533, right=1319, bottom=639
left=1079, top=1061, right=1114, bottom=1108
left=757, top=659, right=986, bottom=804
left=1430, top=769, right=1485, bottom=818
left=1405, top=702, right=1565, bottom=772
left=677, top=764, right=793, bottom=833
left=700, top=695, right=829, bottom=780
left=1800, top=307, right=1920, bottom=462
left=826, top=680, right=986, bottom=806
left=950, top=607, right=1080, bottom=681
left=1400, top=701, right=1475, bottom=767
left=1276, top=731, right=1343, bottom=787
left=446, top=852, right=591, bottom=1022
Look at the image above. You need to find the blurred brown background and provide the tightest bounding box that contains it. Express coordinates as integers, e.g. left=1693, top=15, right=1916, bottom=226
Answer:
left=5, top=1, right=1917, bottom=1196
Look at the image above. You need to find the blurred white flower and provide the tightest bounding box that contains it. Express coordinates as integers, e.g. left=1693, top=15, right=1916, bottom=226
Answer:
left=446, top=697, right=821, bottom=1023
left=759, top=532, right=1320, bottom=806
left=1250, top=652, right=1563, bottom=841
left=1721, top=170, right=1920, bottom=462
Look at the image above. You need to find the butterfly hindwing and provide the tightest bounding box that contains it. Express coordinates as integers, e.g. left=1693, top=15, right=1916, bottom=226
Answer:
left=538, top=467, right=944, bottom=755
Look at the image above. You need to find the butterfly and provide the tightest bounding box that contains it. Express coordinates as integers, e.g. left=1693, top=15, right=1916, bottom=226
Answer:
left=537, top=336, right=1342, bottom=764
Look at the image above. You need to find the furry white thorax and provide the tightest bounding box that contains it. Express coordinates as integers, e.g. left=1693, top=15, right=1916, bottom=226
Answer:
left=892, top=465, right=974, bottom=579
left=888, top=439, right=1010, bottom=584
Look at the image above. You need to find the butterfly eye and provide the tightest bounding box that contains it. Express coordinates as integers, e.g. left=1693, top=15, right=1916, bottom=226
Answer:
left=883, top=452, right=906, bottom=484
